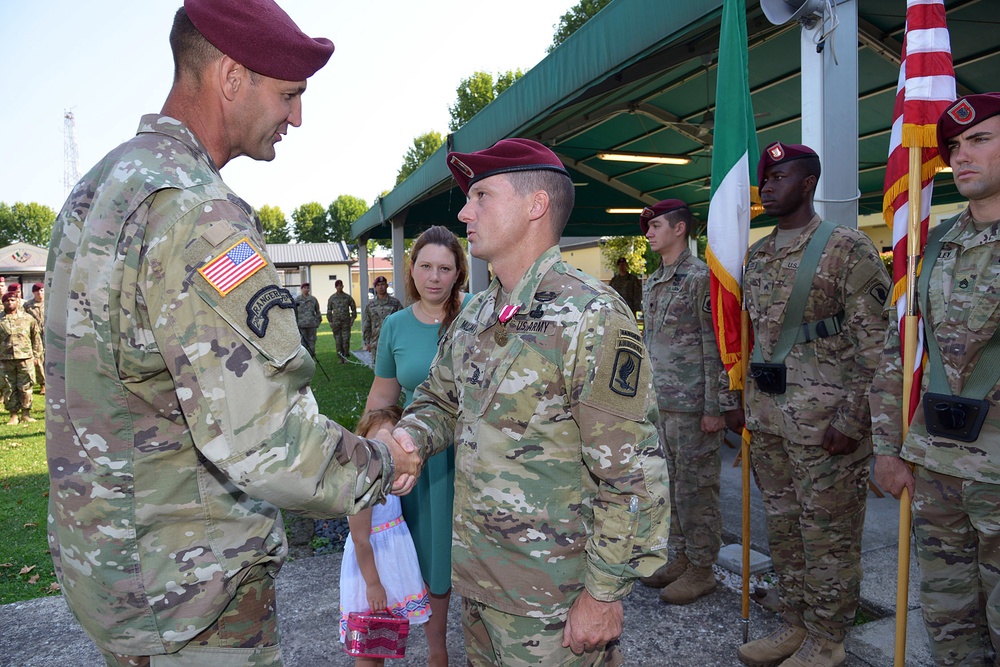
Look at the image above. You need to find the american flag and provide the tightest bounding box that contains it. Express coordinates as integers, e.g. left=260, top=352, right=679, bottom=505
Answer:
left=199, top=239, right=267, bottom=296
left=882, top=0, right=955, bottom=422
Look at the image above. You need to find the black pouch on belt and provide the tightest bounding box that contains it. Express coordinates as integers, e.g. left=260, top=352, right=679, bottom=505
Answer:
left=749, top=362, right=786, bottom=395
left=922, top=392, right=989, bottom=442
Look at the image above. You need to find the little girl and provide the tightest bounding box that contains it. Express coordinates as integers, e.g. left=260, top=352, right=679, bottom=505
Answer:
left=340, top=406, right=430, bottom=666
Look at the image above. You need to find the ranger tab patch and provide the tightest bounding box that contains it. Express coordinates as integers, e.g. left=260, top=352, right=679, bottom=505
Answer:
left=610, top=329, right=644, bottom=397
left=246, top=285, right=295, bottom=337
left=199, top=239, right=266, bottom=296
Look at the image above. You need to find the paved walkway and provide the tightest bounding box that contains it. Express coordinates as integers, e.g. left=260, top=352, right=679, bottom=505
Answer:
left=0, top=434, right=935, bottom=666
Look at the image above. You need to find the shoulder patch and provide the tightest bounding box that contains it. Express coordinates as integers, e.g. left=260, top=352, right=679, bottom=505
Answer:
left=199, top=239, right=267, bottom=296
left=702, top=293, right=713, bottom=313
left=246, top=285, right=295, bottom=337
left=609, top=329, right=644, bottom=397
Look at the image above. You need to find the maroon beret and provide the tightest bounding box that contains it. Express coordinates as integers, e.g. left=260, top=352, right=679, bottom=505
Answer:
left=639, top=199, right=689, bottom=235
left=184, top=0, right=334, bottom=81
left=32, top=283, right=43, bottom=291
left=373, top=276, right=387, bottom=285
left=937, top=93, right=1000, bottom=164
left=447, top=138, right=569, bottom=196
left=300, top=282, right=310, bottom=288
left=6, top=284, right=18, bottom=292
left=757, top=142, right=818, bottom=186
left=1, top=292, right=15, bottom=302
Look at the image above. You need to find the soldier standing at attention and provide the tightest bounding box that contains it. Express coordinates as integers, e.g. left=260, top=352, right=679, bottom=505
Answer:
left=636, top=199, right=740, bottom=605
left=293, top=282, right=321, bottom=356
left=0, top=291, right=42, bottom=425
left=872, top=93, right=1000, bottom=666
left=44, top=1, right=420, bottom=664
left=392, top=138, right=670, bottom=666
left=609, top=256, right=642, bottom=319
left=23, top=283, right=45, bottom=396
left=733, top=143, right=890, bottom=667
left=363, top=275, right=401, bottom=366
left=326, top=279, right=357, bottom=363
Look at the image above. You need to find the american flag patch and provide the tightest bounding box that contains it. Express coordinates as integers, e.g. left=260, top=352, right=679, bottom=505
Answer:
left=198, top=239, right=266, bottom=296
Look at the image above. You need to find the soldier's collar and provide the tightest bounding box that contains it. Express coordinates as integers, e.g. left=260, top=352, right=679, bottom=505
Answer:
left=505, top=246, right=562, bottom=311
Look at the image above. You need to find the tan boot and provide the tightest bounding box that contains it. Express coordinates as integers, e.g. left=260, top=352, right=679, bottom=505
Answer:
left=738, top=623, right=808, bottom=667
left=6, top=413, right=19, bottom=426
left=778, top=633, right=845, bottom=667
left=659, top=565, right=716, bottom=604
left=20, top=410, right=36, bottom=423
left=638, top=553, right=689, bottom=588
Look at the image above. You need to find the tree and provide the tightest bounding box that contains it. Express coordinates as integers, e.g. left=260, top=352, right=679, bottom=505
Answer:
left=0, top=201, right=56, bottom=247
left=396, top=131, right=444, bottom=185
left=548, top=0, right=614, bottom=52
left=448, top=69, right=524, bottom=132
left=327, top=195, right=368, bottom=244
left=600, top=236, right=649, bottom=276
left=292, top=202, right=329, bottom=243
left=257, top=204, right=291, bottom=244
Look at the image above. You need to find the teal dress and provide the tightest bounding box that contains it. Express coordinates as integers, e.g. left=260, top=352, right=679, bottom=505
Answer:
left=374, top=295, right=471, bottom=594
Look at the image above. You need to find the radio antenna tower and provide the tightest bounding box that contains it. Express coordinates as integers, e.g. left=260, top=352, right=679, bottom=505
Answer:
left=63, top=110, right=80, bottom=195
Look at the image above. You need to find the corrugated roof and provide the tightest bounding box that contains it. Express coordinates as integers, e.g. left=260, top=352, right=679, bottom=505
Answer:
left=266, top=242, right=353, bottom=265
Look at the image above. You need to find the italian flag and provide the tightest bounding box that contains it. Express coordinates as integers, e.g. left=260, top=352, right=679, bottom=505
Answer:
left=705, top=0, right=759, bottom=390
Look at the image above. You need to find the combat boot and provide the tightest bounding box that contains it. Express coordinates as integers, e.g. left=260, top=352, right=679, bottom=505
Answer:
left=737, top=622, right=808, bottom=667
left=659, top=565, right=716, bottom=604
left=778, top=633, right=845, bottom=667
left=20, top=410, right=36, bottom=423
left=639, top=553, right=689, bottom=588
left=6, top=413, right=18, bottom=426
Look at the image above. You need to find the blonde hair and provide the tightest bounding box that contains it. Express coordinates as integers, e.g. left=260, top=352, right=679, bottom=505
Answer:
left=355, top=405, right=403, bottom=438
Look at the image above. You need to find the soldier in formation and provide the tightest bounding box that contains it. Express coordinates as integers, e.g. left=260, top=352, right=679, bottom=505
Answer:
left=0, top=290, right=42, bottom=425
left=872, top=93, right=1000, bottom=666
left=363, top=275, right=401, bottom=366
left=293, top=281, right=321, bottom=356
left=609, top=256, right=642, bottom=319
left=23, top=283, right=45, bottom=396
left=392, top=138, right=670, bottom=665
left=637, top=199, right=740, bottom=606
left=733, top=142, right=890, bottom=667
left=44, top=1, right=419, bottom=663
left=326, top=279, right=357, bottom=363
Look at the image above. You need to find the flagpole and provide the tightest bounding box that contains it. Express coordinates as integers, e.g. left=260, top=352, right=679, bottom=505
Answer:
left=894, top=145, right=922, bottom=667
left=740, top=306, right=751, bottom=643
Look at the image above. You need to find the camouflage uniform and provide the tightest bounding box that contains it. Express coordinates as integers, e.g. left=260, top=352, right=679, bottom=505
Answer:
left=398, top=246, right=670, bottom=665
left=23, top=297, right=44, bottom=393
left=610, top=270, right=642, bottom=317
left=326, top=291, right=356, bottom=361
left=363, top=294, right=401, bottom=365
left=46, top=115, right=397, bottom=659
left=643, top=248, right=739, bottom=568
left=0, top=309, right=42, bottom=416
left=293, top=292, right=321, bottom=356
left=871, top=209, right=1000, bottom=665
left=744, top=215, right=889, bottom=642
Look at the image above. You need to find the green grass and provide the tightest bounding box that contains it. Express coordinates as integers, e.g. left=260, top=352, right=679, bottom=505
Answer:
left=0, top=321, right=374, bottom=605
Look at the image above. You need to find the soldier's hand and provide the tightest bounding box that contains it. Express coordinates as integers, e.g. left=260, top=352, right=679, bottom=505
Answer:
left=724, top=408, right=745, bottom=434
left=562, top=589, right=623, bottom=655
left=376, top=428, right=420, bottom=495
left=821, top=425, right=860, bottom=456
left=701, top=414, right=726, bottom=434
left=874, top=455, right=915, bottom=500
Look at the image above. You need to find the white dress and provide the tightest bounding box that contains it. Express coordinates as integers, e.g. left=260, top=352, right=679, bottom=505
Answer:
left=339, top=494, right=431, bottom=642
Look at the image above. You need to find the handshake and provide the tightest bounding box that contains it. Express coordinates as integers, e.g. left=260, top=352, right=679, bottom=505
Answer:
left=373, top=427, right=423, bottom=495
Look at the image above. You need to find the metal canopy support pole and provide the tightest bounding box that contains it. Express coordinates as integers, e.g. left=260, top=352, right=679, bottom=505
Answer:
left=800, top=0, right=859, bottom=229
left=469, top=255, right=490, bottom=294
left=358, top=235, right=370, bottom=333
left=392, top=219, right=405, bottom=303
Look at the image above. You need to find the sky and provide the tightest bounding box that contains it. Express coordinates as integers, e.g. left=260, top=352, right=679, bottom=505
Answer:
left=0, top=0, right=576, bottom=220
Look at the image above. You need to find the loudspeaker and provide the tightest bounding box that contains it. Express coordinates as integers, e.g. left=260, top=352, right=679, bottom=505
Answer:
left=760, top=0, right=825, bottom=27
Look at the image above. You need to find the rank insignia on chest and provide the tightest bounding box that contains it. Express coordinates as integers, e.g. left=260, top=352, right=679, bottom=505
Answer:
left=610, top=329, right=644, bottom=397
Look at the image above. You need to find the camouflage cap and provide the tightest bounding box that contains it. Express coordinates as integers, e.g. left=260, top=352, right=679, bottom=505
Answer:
left=447, top=138, right=569, bottom=195
left=937, top=93, right=1000, bottom=164
left=757, top=142, right=818, bottom=186
left=639, top=199, right=689, bottom=235
left=184, top=0, right=334, bottom=81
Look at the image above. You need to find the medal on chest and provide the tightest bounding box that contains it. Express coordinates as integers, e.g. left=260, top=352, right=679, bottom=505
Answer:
left=494, top=304, right=521, bottom=346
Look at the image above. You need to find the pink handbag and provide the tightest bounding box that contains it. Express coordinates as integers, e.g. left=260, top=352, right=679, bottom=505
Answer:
left=344, top=611, right=410, bottom=659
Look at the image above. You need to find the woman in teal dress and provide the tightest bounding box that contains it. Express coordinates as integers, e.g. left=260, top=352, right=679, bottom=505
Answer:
left=365, top=226, right=469, bottom=667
